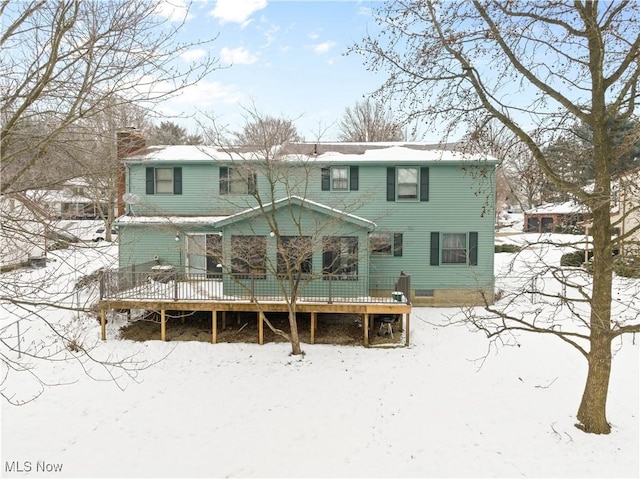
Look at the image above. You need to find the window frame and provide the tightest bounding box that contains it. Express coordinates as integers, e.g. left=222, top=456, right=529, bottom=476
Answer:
left=321, top=166, right=359, bottom=192
left=430, top=231, right=478, bottom=266
left=322, top=236, right=359, bottom=279
left=441, top=233, right=468, bottom=264
left=146, top=167, right=182, bottom=195
left=155, top=167, right=174, bottom=194
left=220, top=166, right=257, bottom=196
left=231, top=235, right=267, bottom=279
left=397, top=167, right=419, bottom=200
left=387, top=166, right=429, bottom=202
left=277, top=236, right=313, bottom=277
left=331, top=166, right=349, bottom=191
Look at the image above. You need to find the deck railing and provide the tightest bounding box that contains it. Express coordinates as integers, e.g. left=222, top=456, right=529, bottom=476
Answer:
left=100, top=267, right=411, bottom=305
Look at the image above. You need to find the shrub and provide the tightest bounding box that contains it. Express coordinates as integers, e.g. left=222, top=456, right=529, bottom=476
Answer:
left=495, top=244, right=522, bottom=253
left=561, top=250, right=592, bottom=267
left=614, top=255, right=640, bottom=278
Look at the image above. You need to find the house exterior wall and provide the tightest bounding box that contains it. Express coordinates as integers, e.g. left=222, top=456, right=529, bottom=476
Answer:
left=0, top=197, right=46, bottom=269
left=612, top=180, right=640, bottom=254
left=119, top=148, right=496, bottom=306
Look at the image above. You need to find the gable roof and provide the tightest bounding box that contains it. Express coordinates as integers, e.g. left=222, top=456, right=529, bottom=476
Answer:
left=122, top=142, right=497, bottom=165
left=214, top=196, right=376, bottom=231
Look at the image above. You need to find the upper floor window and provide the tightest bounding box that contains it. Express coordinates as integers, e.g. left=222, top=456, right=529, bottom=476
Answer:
left=146, top=167, right=182, bottom=195
left=430, top=232, right=478, bottom=266
left=321, top=166, right=359, bottom=191
left=220, top=167, right=257, bottom=195
left=387, top=166, right=429, bottom=201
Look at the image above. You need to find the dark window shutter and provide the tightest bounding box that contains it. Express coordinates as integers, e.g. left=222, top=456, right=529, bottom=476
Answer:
left=469, top=232, right=478, bottom=266
left=219, top=167, right=228, bottom=195
left=321, top=167, right=330, bottom=191
left=146, top=167, right=155, bottom=195
left=420, top=167, right=430, bottom=201
left=173, top=167, right=182, bottom=195
left=430, top=232, right=440, bottom=266
left=386, top=167, right=395, bottom=201
left=350, top=166, right=359, bottom=191
left=248, top=173, right=257, bottom=195
left=394, top=233, right=403, bottom=257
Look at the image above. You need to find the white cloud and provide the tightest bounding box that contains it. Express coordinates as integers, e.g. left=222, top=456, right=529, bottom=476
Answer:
left=154, top=0, right=193, bottom=22
left=313, top=41, right=337, bottom=54
left=209, top=0, right=267, bottom=25
left=180, top=48, right=208, bottom=62
left=220, top=46, right=258, bottom=65
left=308, top=33, right=320, bottom=40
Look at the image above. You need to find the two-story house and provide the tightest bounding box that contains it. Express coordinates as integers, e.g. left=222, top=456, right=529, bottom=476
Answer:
left=99, top=130, right=497, bottom=345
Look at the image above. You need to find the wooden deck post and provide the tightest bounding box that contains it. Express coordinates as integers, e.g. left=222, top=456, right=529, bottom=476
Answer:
left=161, top=309, right=166, bottom=341
left=405, top=313, right=410, bottom=346
left=100, top=309, right=106, bottom=341
left=258, top=311, right=264, bottom=345
left=310, top=311, right=317, bottom=344
left=212, top=310, right=217, bottom=344
left=221, top=311, right=226, bottom=330
left=363, top=313, right=369, bottom=347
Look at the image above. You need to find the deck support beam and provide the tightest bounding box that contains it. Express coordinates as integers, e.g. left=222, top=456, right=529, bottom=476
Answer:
left=258, top=312, right=264, bottom=345
left=212, top=310, right=217, bottom=344
left=161, top=309, right=166, bottom=341
left=100, top=309, right=106, bottom=341
left=310, top=312, right=317, bottom=344
left=363, top=313, right=369, bottom=347
left=405, top=313, right=410, bottom=347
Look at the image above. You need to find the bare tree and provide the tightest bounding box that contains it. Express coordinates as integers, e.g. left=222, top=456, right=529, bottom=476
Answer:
left=203, top=111, right=370, bottom=355
left=147, top=121, right=203, bottom=146
left=0, top=0, right=218, bottom=402
left=1, top=0, right=218, bottom=194
left=233, top=111, right=302, bottom=147
left=338, top=98, right=404, bottom=142
left=354, top=0, right=640, bottom=434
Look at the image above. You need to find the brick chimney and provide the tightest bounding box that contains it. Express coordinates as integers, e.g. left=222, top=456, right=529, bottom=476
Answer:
left=116, top=128, right=146, bottom=216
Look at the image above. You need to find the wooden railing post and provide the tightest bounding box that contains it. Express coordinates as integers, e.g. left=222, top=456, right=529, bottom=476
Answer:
left=173, top=272, right=179, bottom=301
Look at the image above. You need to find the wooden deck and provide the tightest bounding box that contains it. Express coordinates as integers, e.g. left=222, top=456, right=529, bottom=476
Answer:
left=99, top=298, right=411, bottom=347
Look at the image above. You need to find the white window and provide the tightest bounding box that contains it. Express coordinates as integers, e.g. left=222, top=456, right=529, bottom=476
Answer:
left=332, top=167, right=349, bottom=191
left=397, top=167, right=418, bottom=199
left=155, top=168, right=174, bottom=194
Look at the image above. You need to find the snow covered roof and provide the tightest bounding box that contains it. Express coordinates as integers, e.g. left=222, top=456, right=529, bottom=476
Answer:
left=24, top=189, right=93, bottom=204
left=525, top=201, right=589, bottom=215
left=123, top=143, right=497, bottom=165
left=115, top=215, right=227, bottom=225
left=116, top=197, right=376, bottom=230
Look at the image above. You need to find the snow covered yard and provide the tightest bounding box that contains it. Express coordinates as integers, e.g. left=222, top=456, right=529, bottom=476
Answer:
left=1, top=232, right=638, bottom=478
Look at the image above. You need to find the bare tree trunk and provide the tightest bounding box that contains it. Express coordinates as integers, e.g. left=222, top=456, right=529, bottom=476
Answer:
left=577, top=330, right=612, bottom=434
left=288, top=308, right=302, bottom=355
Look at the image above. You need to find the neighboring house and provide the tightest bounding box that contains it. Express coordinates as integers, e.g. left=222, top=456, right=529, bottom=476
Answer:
left=109, top=133, right=496, bottom=307
left=610, top=170, right=640, bottom=255
left=0, top=194, right=49, bottom=269
left=25, top=178, right=110, bottom=220
left=523, top=201, right=590, bottom=233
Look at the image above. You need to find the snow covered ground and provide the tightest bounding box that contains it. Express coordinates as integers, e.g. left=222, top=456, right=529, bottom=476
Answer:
left=1, top=226, right=638, bottom=478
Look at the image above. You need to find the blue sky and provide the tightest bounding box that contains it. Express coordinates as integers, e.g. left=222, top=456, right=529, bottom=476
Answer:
left=157, top=0, right=393, bottom=141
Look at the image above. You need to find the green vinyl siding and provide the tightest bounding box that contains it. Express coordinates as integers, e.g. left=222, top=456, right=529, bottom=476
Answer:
left=122, top=155, right=495, bottom=296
